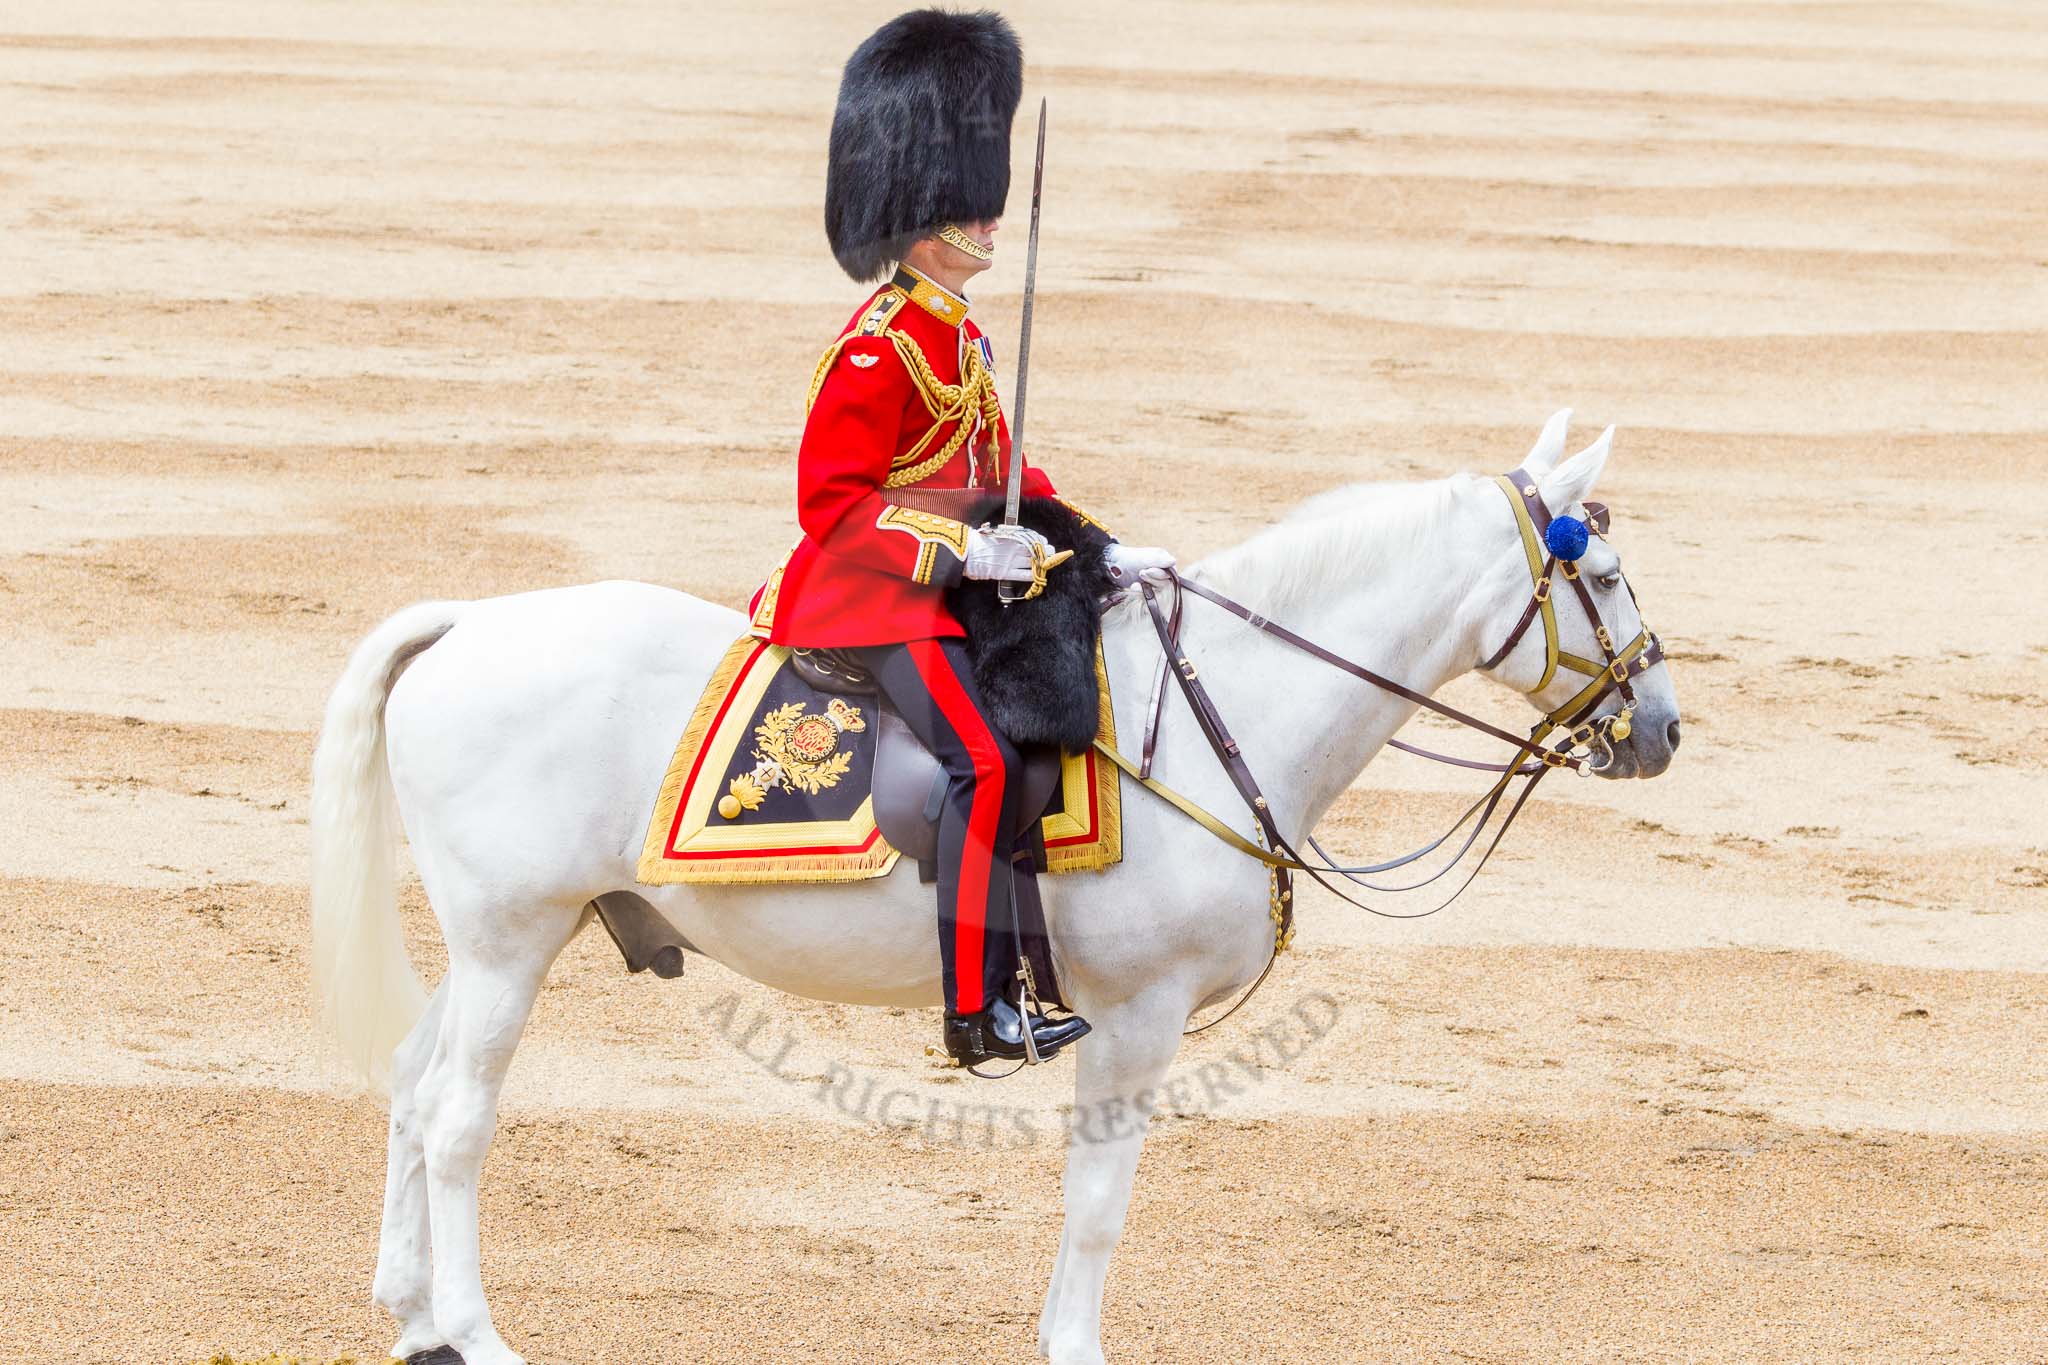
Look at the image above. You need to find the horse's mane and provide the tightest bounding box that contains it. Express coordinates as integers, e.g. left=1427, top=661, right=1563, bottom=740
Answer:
left=1191, top=473, right=1478, bottom=613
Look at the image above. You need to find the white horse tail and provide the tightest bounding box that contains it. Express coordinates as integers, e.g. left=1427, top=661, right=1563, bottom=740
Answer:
left=310, top=599, right=465, bottom=1090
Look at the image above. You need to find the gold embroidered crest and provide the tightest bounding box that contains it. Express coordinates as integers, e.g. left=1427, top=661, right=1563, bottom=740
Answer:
left=637, top=635, right=1122, bottom=884
left=718, top=697, right=867, bottom=819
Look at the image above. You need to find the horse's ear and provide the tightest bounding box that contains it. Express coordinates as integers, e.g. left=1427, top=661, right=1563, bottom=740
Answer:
left=1541, top=425, right=1614, bottom=510
left=1524, top=409, right=1572, bottom=473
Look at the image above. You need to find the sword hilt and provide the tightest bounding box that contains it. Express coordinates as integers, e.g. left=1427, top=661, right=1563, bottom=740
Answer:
left=989, top=531, right=1070, bottom=606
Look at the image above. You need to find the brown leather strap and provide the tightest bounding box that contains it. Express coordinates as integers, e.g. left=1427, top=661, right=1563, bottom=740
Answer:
left=1136, top=577, right=1560, bottom=923
left=1478, top=471, right=1645, bottom=723
left=1479, top=551, right=1555, bottom=672
left=1107, top=470, right=1665, bottom=942
left=1554, top=634, right=1664, bottom=731
left=1560, top=561, right=1639, bottom=710
left=1139, top=584, right=1294, bottom=947
left=1139, top=576, right=1182, bottom=779
left=1482, top=467, right=1560, bottom=672
left=1386, top=736, right=1546, bottom=776
left=1169, top=574, right=1582, bottom=770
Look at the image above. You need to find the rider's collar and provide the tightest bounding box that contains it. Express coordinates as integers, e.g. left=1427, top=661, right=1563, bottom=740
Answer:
left=893, top=265, right=969, bottom=329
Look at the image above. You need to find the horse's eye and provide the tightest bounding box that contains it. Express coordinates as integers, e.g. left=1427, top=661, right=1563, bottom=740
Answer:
left=1597, top=571, right=1621, bottom=591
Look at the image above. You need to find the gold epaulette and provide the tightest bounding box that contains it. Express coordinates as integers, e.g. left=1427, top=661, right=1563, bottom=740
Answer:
left=806, top=290, right=910, bottom=413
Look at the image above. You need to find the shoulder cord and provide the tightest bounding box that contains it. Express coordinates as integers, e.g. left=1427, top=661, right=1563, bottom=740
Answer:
left=804, top=327, right=1003, bottom=491
left=881, top=330, right=1002, bottom=487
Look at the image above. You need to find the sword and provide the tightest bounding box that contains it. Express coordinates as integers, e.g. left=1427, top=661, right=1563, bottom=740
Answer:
left=996, top=98, right=1061, bottom=606
left=1005, top=97, right=1045, bottom=528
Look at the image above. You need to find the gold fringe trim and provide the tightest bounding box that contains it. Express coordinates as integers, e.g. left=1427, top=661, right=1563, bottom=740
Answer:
left=1044, top=640, right=1123, bottom=873
left=644, top=844, right=900, bottom=886
left=638, top=635, right=1121, bottom=886
left=636, top=636, right=761, bottom=883
left=638, top=637, right=902, bottom=886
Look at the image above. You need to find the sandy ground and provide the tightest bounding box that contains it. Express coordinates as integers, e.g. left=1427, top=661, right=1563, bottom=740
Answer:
left=3, top=2, right=2047, bottom=1361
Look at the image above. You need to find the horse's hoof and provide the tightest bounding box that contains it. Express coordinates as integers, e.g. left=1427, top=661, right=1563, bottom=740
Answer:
left=406, top=1349, right=465, bottom=1365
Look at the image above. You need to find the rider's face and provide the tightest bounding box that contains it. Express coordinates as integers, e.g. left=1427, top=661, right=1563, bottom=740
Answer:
left=905, top=219, right=998, bottom=291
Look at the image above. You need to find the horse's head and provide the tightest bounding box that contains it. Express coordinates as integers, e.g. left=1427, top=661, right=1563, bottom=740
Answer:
left=1473, top=411, right=1681, bottom=780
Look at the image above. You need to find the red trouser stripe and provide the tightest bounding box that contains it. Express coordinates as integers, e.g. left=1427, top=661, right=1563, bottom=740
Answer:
left=907, top=638, right=1007, bottom=1014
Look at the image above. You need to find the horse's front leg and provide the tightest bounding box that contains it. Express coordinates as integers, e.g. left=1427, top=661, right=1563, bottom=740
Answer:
left=1039, top=990, right=1189, bottom=1365
left=1036, top=1227, right=1071, bottom=1356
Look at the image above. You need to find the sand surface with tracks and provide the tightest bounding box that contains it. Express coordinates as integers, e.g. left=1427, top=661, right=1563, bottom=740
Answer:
left=4, top=3, right=2046, bottom=1361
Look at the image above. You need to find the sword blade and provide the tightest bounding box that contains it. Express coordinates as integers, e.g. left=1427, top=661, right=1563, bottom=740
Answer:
left=1003, top=97, right=1047, bottom=529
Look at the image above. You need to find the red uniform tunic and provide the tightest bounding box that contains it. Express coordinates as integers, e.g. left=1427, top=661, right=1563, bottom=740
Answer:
left=747, top=265, right=1061, bottom=648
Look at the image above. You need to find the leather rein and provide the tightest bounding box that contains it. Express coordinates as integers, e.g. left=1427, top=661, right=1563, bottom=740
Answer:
left=1096, top=469, right=1666, bottom=1029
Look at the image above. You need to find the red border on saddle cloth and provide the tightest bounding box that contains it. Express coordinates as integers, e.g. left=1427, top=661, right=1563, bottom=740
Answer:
left=635, top=635, right=1121, bottom=886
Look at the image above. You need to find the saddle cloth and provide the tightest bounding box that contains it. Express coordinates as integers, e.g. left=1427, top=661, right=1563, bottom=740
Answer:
left=636, top=634, right=1122, bottom=887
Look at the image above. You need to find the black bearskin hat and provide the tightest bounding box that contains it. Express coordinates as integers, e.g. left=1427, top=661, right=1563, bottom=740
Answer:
left=825, top=9, right=1023, bottom=282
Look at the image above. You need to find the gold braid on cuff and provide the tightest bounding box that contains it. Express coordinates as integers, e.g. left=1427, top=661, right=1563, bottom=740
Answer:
left=935, top=223, right=992, bottom=260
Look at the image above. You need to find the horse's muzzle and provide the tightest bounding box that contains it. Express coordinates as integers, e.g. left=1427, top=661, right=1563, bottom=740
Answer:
left=1590, top=706, right=1679, bottom=780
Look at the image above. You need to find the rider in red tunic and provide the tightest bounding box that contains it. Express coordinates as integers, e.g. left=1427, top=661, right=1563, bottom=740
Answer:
left=746, top=260, right=1058, bottom=649
left=748, top=10, right=1172, bottom=1068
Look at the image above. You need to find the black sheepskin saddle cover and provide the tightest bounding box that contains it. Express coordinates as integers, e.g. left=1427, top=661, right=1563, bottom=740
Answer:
left=948, top=496, right=1116, bottom=753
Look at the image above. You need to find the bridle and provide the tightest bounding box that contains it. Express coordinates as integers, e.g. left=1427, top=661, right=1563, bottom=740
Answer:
left=1094, top=469, right=1667, bottom=1030
left=1477, top=468, right=1664, bottom=765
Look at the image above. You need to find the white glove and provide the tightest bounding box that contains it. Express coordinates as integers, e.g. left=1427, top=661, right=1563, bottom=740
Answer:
left=964, top=525, right=1051, bottom=583
left=1104, top=542, right=1177, bottom=585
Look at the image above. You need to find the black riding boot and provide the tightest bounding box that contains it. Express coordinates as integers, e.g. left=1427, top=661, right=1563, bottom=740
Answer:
left=944, top=991, right=1091, bottom=1067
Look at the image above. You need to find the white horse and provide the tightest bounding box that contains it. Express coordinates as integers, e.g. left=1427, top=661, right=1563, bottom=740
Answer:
left=310, top=412, right=1679, bottom=1365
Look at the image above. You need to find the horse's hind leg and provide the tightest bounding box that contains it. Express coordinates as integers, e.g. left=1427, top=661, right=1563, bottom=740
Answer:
left=414, top=909, right=581, bottom=1365
left=374, top=980, right=451, bottom=1357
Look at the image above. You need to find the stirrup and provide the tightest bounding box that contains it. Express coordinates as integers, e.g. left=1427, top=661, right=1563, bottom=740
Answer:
left=1016, top=955, right=1044, bottom=1065
left=936, top=984, right=1090, bottom=1074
